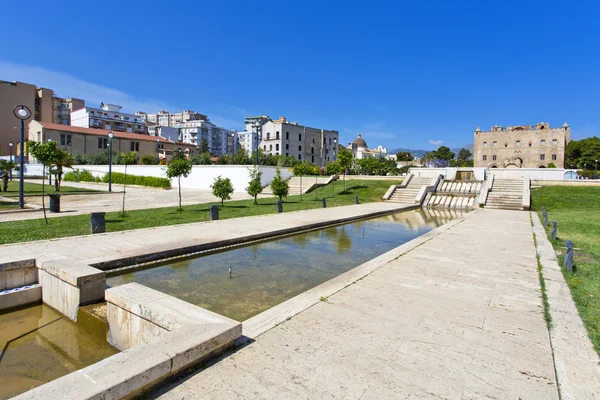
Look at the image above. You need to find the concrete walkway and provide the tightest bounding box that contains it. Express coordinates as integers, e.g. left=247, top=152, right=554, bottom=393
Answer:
left=157, top=209, right=560, bottom=399
left=0, top=179, right=251, bottom=222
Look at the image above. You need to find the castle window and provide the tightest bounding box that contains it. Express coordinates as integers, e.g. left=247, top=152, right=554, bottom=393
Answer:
left=552, top=154, right=557, bottom=160
left=483, top=155, right=487, bottom=161
left=540, top=139, right=546, bottom=146
left=516, top=140, right=521, bottom=147
left=540, top=154, right=545, bottom=161
left=552, top=139, right=558, bottom=146
left=483, top=142, right=488, bottom=148
left=492, top=155, right=497, bottom=161
left=504, top=142, right=508, bottom=148
left=492, top=141, right=497, bottom=147
left=529, top=142, right=532, bottom=147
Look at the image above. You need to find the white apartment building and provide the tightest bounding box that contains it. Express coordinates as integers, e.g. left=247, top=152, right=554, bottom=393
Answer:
left=140, top=110, right=208, bottom=128
left=176, top=120, right=238, bottom=156
left=71, top=103, right=147, bottom=134
left=237, top=131, right=256, bottom=154
left=247, top=116, right=339, bottom=165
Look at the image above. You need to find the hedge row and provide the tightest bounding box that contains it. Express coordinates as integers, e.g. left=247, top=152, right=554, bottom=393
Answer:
left=63, top=169, right=101, bottom=182
left=101, top=172, right=171, bottom=189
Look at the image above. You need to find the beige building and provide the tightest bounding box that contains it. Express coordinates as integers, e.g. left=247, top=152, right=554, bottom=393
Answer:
left=346, top=134, right=388, bottom=159
left=28, top=121, right=196, bottom=162
left=247, top=116, right=339, bottom=165
left=0, top=80, right=84, bottom=156
left=71, top=103, right=147, bottom=135
left=474, top=122, right=570, bottom=168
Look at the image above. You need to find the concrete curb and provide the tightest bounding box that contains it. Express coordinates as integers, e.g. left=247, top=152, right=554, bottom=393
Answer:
left=531, top=212, right=600, bottom=399
left=242, top=209, right=480, bottom=339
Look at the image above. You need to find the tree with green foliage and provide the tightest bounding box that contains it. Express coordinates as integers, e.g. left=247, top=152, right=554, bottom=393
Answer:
left=140, top=154, right=159, bottom=165
left=270, top=167, right=289, bottom=200
left=215, top=154, right=230, bottom=165
left=450, top=147, right=473, bottom=167
left=119, top=152, right=138, bottom=216
left=191, top=151, right=212, bottom=165
left=337, top=148, right=353, bottom=190
left=165, top=158, right=192, bottom=210
left=547, top=163, right=557, bottom=168
left=293, top=161, right=312, bottom=200
left=172, top=149, right=186, bottom=161
left=395, top=151, right=414, bottom=164
left=357, top=157, right=380, bottom=175
left=26, top=141, right=62, bottom=224
left=566, top=136, right=600, bottom=170
left=198, top=138, right=210, bottom=154
left=246, top=167, right=263, bottom=204
left=234, top=148, right=250, bottom=165
left=211, top=175, right=235, bottom=205
left=0, top=160, right=16, bottom=192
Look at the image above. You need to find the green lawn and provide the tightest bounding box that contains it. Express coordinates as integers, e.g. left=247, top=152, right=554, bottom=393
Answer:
left=531, top=186, right=600, bottom=355
left=1, top=181, right=101, bottom=197
left=0, top=201, right=19, bottom=210
left=0, top=179, right=400, bottom=245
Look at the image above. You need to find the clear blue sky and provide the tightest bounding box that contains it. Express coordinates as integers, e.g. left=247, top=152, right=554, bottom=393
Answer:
left=1, top=0, right=598, bottom=151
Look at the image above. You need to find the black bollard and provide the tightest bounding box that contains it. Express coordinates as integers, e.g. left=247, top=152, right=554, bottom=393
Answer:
left=90, top=212, right=106, bottom=234
left=542, top=210, right=549, bottom=226
left=564, top=240, right=574, bottom=272
left=210, top=205, right=219, bottom=220
left=321, top=198, right=327, bottom=208
left=354, top=196, right=359, bottom=204
left=276, top=200, right=283, bottom=213
left=551, top=220, right=558, bottom=240
left=541, top=206, right=546, bottom=213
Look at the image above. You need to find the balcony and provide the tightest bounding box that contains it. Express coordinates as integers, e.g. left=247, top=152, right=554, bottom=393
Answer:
left=90, top=120, right=103, bottom=127
left=113, top=124, right=127, bottom=132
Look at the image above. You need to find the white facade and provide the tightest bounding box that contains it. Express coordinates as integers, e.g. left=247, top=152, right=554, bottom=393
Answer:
left=237, top=131, right=255, bottom=154
left=71, top=103, right=147, bottom=134
left=176, top=120, right=238, bottom=156
left=143, top=110, right=208, bottom=128
left=347, top=134, right=388, bottom=160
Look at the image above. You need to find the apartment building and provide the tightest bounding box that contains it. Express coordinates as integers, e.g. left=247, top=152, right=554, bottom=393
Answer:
left=474, top=122, right=570, bottom=168
left=175, top=120, right=237, bottom=156
left=28, top=121, right=196, bottom=162
left=71, top=103, right=148, bottom=135
left=0, top=80, right=84, bottom=155
left=248, top=116, right=339, bottom=165
left=140, top=110, right=208, bottom=127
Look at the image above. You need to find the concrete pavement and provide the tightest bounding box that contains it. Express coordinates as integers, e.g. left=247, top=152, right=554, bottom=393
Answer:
left=156, top=209, right=561, bottom=399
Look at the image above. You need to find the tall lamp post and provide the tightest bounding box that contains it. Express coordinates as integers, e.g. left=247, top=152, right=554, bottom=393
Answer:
left=584, top=163, right=587, bottom=180
left=156, top=138, right=160, bottom=162
left=595, top=159, right=598, bottom=180
left=406, top=154, right=409, bottom=167
left=8, top=142, right=14, bottom=181
left=108, top=132, right=114, bottom=192
left=47, top=138, right=53, bottom=186
left=13, top=105, right=31, bottom=209
left=254, top=122, right=261, bottom=166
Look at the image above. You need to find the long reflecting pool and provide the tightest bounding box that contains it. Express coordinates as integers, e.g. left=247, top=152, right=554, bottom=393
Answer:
left=108, top=209, right=466, bottom=321
left=0, top=304, right=118, bottom=400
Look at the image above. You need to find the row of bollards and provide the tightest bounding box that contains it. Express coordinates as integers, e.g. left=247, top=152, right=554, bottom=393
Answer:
left=542, top=206, right=572, bottom=271
left=88, top=196, right=362, bottom=234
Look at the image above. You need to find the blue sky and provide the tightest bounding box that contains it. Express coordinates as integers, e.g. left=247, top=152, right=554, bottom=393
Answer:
left=1, top=0, right=598, bottom=150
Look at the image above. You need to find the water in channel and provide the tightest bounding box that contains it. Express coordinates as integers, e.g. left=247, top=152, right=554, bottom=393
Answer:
left=0, top=304, right=118, bottom=400
left=107, top=208, right=466, bottom=321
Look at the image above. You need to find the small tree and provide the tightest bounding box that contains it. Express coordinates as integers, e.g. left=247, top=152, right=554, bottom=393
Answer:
left=141, top=154, right=159, bottom=165
left=246, top=167, right=263, bottom=204
left=119, top=152, right=138, bottom=216
left=270, top=167, right=289, bottom=200
left=165, top=158, right=192, bottom=210
left=211, top=175, right=234, bottom=206
left=325, top=162, right=342, bottom=196
left=337, top=148, right=353, bottom=191
left=0, top=160, right=16, bottom=192
left=292, top=161, right=310, bottom=200
left=27, top=141, right=66, bottom=224
left=198, top=138, right=210, bottom=154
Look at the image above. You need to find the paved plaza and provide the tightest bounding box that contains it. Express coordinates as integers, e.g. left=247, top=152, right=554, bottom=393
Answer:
left=157, top=209, right=561, bottom=399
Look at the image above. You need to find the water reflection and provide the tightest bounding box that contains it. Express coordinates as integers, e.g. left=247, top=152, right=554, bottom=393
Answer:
left=0, top=305, right=118, bottom=400
left=107, top=209, right=466, bottom=322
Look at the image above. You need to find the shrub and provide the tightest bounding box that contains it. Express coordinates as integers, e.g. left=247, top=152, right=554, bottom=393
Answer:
left=270, top=167, right=289, bottom=200
left=141, top=154, right=159, bottom=165
left=101, top=172, right=171, bottom=189
left=211, top=175, right=234, bottom=205
left=63, top=169, right=95, bottom=182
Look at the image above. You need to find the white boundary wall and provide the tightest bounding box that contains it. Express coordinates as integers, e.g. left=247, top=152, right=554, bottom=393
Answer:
left=68, top=165, right=294, bottom=192
left=409, top=167, right=575, bottom=181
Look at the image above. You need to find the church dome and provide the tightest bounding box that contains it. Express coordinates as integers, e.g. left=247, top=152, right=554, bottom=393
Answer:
left=352, top=134, right=367, bottom=148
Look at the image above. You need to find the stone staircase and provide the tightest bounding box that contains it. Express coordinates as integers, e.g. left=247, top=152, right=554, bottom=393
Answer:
left=485, top=178, right=524, bottom=210
left=387, top=177, right=431, bottom=204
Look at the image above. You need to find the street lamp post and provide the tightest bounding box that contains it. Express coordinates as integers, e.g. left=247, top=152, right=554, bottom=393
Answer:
left=406, top=154, right=409, bottom=167
left=47, top=138, right=53, bottom=186
left=108, top=132, right=114, bottom=192
left=584, top=163, right=587, bottom=180
left=8, top=142, right=14, bottom=181
left=13, top=105, right=31, bottom=209
left=595, top=159, right=598, bottom=180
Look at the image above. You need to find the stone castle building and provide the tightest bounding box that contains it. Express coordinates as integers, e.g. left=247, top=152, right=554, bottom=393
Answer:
left=474, top=122, right=570, bottom=168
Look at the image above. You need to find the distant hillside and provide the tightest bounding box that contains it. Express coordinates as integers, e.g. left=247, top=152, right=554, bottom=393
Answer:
left=390, top=144, right=473, bottom=159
